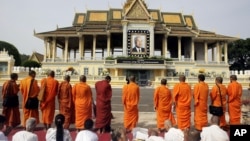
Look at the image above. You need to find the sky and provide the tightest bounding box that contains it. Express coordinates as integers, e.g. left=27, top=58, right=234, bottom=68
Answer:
left=0, top=0, right=250, bottom=55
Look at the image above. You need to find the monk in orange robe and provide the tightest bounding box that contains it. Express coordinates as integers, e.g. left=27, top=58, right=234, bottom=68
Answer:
left=57, top=75, right=74, bottom=129
left=193, top=74, right=209, bottom=131
left=40, top=70, right=59, bottom=130
left=20, top=70, right=40, bottom=127
left=2, top=73, right=20, bottom=133
left=154, top=78, right=175, bottom=132
left=72, top=75, right=93, bottom=131
left=210, top=76, right=227, bottom=127
left=95, top=75, right=112, bottom=133
left=227, top=75, right=242, bottom=125
left=122, top=75, right=140, bottom=132
left=172, top=75, right=191, bottom=130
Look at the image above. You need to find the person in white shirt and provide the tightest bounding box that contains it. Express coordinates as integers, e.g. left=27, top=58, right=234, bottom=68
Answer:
left=75, top=118, right=98, bottom=141
left=46, top=114, right=72, bottom=141
left=0, top=115, right=8, bottom=141
left=200, top=115, right=229, bottom=141
left=164, top=120, right=186, bottom=141
left=12, top=117, right=38, bottom=141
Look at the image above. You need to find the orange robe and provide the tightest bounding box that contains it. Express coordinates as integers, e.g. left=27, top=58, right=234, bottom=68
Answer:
left=154, top=85, right=175, bottom=129
left=20, top=76, right=40, bottom=126
left=2, top=80, right=21, bottom=127
left=40, top=77, right=59, bottom=125
left=72, top=82, right=93, bottom=129
left=122, top=82, right=140, bottom=130
left=173, top=82, right=191, bottom=130
left=95, top=80, right=112, bottom=129
left=58, top=81, right=74, bottom=129
left=210, top=84, right=227, bottom=127
left=193, top=81, right=209, bottom=130
left=227, top=81, right=242, bottom=124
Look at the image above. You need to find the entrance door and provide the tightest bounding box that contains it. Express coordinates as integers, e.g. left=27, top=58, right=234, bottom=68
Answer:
left=125, top=70, right=150, bottom=86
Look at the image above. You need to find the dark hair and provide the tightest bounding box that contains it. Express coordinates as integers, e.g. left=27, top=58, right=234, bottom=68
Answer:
left=84, top=119, right=94, bottom=130
left=198, top=74, right=205, bottom=81
left=10, top=73, right=18, bottom=80
left=80, top=75, right=86, bottom=82
left=126, top=77, right=130, bottom=84
left=55, top=114, right=65, bottom=141
left=105, top=75, right=111, bottom=81
left=161, top=78, right=167, bottom=85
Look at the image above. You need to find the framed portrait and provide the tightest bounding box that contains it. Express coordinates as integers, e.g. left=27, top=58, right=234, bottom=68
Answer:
left=127, top=30, right=150, bottom=57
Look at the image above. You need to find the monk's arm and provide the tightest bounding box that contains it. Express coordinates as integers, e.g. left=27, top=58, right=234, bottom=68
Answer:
left=193, top=85, right=200, bottom=106
left=153, top=87, right=159, bottom=110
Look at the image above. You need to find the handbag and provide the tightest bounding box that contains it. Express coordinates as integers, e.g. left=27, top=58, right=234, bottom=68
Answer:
left=2, top=82, right=19, bottom=107
left=25, top=79, right=39, bottom=109
left=37, top=79, right=46, bottom=101
left=209, top=84, right=223, bottom=116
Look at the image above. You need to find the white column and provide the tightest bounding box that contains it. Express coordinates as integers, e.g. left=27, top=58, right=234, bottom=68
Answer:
left=79, top=36, right=83, bottom=60
left=191, top=38, right=195, bottom=61
left=204, top=42, right=208, bottom=63
left=178, top=37, right=181, bottom=61
left=92, top=35, right=96, bottom=60
left=122, top=20, right=128, bottom=56
left=107, top=34, right=111, bottom=56
left=163, top=34, right=168, bottom=57
left=216, top=42, right=220, bottom=63
left=44, top=39, right=47, bottom=62
left=64, top=37, right=69, bottom=62
left=224, top=42, right=228, bottom=64
left=52, top=37, right=56, bottom=62
left=149, top=21, right=155, bottom=56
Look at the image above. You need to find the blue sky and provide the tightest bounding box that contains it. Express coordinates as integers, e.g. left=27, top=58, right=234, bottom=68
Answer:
left=0, top=0, right=249, bottom=55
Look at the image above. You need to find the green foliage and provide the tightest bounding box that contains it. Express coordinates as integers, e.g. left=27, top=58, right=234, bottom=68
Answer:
left=20, top=54, right=30, bottom=64
left=0, top=40, right=21, bottom=66
left=228, top=38, right=250, bottom=70
left=22, top=60, right=41, bottom=68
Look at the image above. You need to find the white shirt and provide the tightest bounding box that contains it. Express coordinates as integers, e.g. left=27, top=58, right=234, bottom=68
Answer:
left=200, top=125, right=229, bottom=141
left=164, top=128, right=184, bottom=141
left=75, top=130, right=98, bottom=141
left=146, top=135, right=165, bottom=141
left=0, top=131, right=7, bottom=141
left=12, top=130, right=38, bottom=141
left=46, top=128, right=72, bottom=141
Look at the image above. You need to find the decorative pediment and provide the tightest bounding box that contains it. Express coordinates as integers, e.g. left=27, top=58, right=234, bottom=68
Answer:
left=123, top=0, right=151, bottom=20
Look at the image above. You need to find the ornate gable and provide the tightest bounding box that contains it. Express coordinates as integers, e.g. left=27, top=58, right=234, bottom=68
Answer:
left=124, top=0, right=151, bottom=20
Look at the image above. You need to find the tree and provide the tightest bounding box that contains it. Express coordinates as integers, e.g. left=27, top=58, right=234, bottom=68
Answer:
left=20, top=54, right=30, bottom=65
left=0, top=41, right=21, bottom=66
left=22, top=60, right=41, bottom=68
left=228, top=38, right=250, bottom=70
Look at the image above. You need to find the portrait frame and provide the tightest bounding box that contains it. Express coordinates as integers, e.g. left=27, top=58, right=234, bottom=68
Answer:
left=127, top=30, right=150, bottom=57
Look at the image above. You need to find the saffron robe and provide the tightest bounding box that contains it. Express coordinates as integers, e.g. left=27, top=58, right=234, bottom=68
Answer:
left=122, top=82, right=140, bottom=130
left=72, top=82, right=93, bottom=129
left=95, top=80, right=112, bottom=129
left=227, top=80, right=242, bottom=124
left=154, top=85, right=175, bottom=129
left=20, top=76, right=40, bottom=126
left=193, top=81, right=209, bottom=130
left=173, top=82, right=192, bottom=130
left=58, top=81, right=74, bottom=129
left=210, top=84, right=227, bottom=127
left=2, top=80, right=21, bottom=127
left=40, top=76, right=59, bottom=125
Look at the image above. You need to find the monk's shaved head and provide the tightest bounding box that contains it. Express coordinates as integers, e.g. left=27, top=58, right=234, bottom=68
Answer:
left=179, top=75, right=186, bottom=82
left=129, top=75, right=136, bottom=82
left=215, top=76, right=223, bottom=84
left=230, top=75, right=237, bottom=81
left=48, top=70, right=55, bottom=77
left=198, top=74, right=205, bottom=81
left=161, top=78, right=167, bottom=85
left=80, top=75, right=86, bottom=82
left=64, top=75, right=70, bottom=82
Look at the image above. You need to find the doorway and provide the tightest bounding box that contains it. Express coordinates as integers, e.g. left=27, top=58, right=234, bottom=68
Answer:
left=125, top=70, right=150, bottom=86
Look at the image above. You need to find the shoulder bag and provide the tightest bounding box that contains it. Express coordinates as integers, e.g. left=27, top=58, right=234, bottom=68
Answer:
left=25, top=79, right=39, bottom=109
left=209, top=84, right=223, bottom=116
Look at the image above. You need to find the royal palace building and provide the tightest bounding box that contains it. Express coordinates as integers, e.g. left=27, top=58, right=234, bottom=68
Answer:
left=34, top=0, right=238, bottom=86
